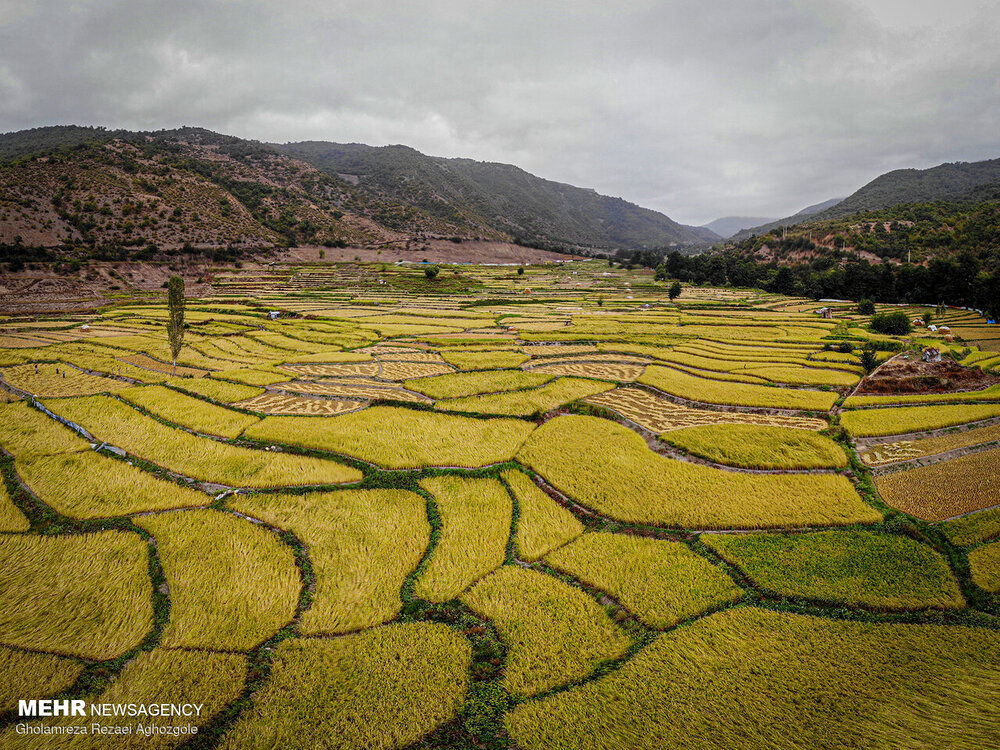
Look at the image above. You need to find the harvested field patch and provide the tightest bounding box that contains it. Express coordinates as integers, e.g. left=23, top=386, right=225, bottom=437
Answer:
left=379, top=360, right=454, bottom=380
left=406, top=369, right=553, bottom=399
left=121, top=385, right=260, bottom=438
left=521, top=345, right=599, bottom=356
left=585, top=387, right=828, bottom=432
left=968, top=540, right=1000, bottom=592
left=546, top=532, right=743, bottom=628
left=278, top=379, right=431, bottom=403
left=861, top=422, right=1000, bottom=465
left=528, top=361, right=646, bottom=381
left=518, top=416, right=878, bottom=528
left=45, top=395, right=362, bottom=487
left=856, top=355, right=1000, bottom=397
left=231, top=489, right=428, bottom=633
left=876, top=447, right=1000, bottom=520
left=0, top=647, right=84, bottom=712
left=1, top=363, right=130, bottom=397
left=437, top=377, right=614, bottom=416
left=414, top=476, right=512, bottom=602
left=281, top=362, right=381, bottom=378
left=507, top=607, right=1000, bottom=750
left=245, top=406, right=534, bottom=469
left=376, top=349, right=446, bottom=363
left=703, top=529, right=964, bottom=610
left=17, top=450, right=208, bottom=518
left=462, top=566, right=630, bottom=697
left=234, top=392, right=367, bottom=415
left=136, top=509, right=299, bottom=649
left=662, top=424, right=848, bottom=469
left=639, top=365, right=838, bottom=411
left=0, top=531, right=152, bottom=659
left=841, top=403, right=1000, bottom=437
left=219, top=624, right=470, bottom=750
left=504, top=469, right=583, bottom=561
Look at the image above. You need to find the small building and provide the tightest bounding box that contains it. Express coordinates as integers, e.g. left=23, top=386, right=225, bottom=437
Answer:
left=268, top=311, right=281, bottom=320
left=939, top=326, right=951, bottom=333
left=927, top=324, right=938, bottom=332
left=922, top=347, right=942, bottom=363
left=912, top=318, right=924, bottom=327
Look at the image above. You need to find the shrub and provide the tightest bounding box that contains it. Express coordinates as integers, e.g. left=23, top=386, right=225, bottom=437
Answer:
left=857, top=299, right=876, bottom=315
left=870, top=311, right=912, bottom=335
left=424, top=265, right=440, bottom=279
left=859, top=342, right=879, bottom=373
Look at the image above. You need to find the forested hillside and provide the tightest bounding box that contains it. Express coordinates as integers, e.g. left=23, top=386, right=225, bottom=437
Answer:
left=274, top=141, right=711, bottom=250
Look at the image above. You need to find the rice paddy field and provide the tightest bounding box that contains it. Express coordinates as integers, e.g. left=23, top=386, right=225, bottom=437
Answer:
left=1, top=259, right=998, bottom=749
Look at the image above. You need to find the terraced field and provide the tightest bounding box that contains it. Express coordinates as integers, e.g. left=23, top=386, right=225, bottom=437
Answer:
left=1, top=261, right=998, bottom=749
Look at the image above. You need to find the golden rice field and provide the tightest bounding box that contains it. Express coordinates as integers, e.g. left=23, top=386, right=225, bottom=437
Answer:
left=874, top=446, right=1000, bottom=520
left=1, top=263, right=997, bottom=749
left=860, top=421, right=1000, bottom=466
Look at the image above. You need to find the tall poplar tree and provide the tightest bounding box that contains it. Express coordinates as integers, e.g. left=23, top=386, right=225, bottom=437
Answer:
left=167, top=275, right=185, bottom=375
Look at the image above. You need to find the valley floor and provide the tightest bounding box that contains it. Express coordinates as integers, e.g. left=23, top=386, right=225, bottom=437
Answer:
left=0, top=260, right=997, bottom=749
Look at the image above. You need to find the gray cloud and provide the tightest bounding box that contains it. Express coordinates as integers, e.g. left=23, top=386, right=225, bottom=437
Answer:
left=1, top=0, right=998, bottom=224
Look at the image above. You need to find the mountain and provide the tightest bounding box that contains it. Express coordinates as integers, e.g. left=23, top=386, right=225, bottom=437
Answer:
left=0, top=126, right=709, bottom=257
left=685, top=225, right=723, bottom=243
left=732, top=157, right=1000, bottom=243
left=819, top=158, right=1000, bottom=220
left=0, top=126, right=469, bottom=255
left=700, top=216, right=775, bottom=240
left=730, top=197, right=843, bottom=241
left=272, top=141, right=710, bottom=250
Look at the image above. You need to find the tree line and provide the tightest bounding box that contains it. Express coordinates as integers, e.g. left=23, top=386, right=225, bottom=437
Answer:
left=650, top=249, right=1000, bottom=320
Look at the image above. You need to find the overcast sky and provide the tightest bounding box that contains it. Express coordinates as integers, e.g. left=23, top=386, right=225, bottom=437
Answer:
left=1, top=0, right=998, bottom=225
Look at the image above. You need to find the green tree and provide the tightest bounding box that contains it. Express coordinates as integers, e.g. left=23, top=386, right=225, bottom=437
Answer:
left=857, top=299, right=875, bottom=315
left=668, top=282, right=682, bottom=301
left=167, top=275, right=185, bottom=375
left=859, top=342, right=879, bottom=373
left=871, top=310, right=912, bottom=335
left=424, top=266, right=440, bottom=280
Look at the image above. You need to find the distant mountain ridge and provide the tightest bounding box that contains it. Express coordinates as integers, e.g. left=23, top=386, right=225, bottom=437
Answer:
left=272, top=141, right=711, bottom=249
left=700, top=216, right=776, bottom=239
left=732, top=157, right=1000, bottom=241
left=0, top=125, right=712, bottom=254
left=730, top=198, right=843, bottom=241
